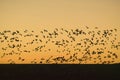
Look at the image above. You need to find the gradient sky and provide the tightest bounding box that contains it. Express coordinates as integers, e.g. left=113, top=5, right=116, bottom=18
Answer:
left=0, top=0, right=120, bottom=28
left=0, top=0, right=120, bottom=64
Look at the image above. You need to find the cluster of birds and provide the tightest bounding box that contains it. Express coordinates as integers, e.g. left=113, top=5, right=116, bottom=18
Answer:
left=0, top=26, right=120, bottom=64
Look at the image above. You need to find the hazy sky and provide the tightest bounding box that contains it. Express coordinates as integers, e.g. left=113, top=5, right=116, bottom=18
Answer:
left=0, top=0, right=120, bottom=27
left=0, top=0, right=120, bottom=64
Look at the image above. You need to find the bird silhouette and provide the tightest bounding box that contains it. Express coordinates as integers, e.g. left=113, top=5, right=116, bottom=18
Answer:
left=0, top=26, right=120, bottom=64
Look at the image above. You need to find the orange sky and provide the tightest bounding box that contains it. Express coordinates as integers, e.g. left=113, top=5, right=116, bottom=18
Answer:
left=0, top=0, right=120, bottom=64
left=0, top=0, right=120, bottom=29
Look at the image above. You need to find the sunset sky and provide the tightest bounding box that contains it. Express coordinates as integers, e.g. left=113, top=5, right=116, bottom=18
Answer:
left=0, top=0, right=120, bottom=29
left=0, top=0, right=120, bottom=64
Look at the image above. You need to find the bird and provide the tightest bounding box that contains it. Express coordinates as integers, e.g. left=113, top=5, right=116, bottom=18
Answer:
left=0, top=26, right=119, bottom=64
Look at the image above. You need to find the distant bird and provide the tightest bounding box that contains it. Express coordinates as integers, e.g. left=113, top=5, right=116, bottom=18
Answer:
left=0, top=26, right=119, bottom=64
left=85, top=26, right=89, bottom=29
left=95, top=27, right=98, bottom=29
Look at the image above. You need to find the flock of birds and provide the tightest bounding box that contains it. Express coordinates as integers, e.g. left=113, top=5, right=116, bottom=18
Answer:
left=0, top=26, right=120, bottom=64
